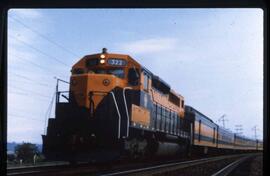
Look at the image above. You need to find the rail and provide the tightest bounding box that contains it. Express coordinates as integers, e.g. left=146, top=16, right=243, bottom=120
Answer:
left=7, top=154, right=258, bottom=176
left=7, top=162, right=69, bottom=176
left=211, top=154, right=256, bottom=176
left=100, top=154, right=252, bottom=176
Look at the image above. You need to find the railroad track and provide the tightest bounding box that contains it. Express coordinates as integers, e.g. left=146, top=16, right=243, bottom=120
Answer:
left=99, top=153, right=259, bottom=176
left=211, top=154, right=260, bottom=176
left=7, top=153, right=259, bottom=176
left=7, top=162, right=71, bottom=176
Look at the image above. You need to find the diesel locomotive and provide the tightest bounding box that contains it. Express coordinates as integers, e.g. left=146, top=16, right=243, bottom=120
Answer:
left=42, top=48, right=262, bottom=162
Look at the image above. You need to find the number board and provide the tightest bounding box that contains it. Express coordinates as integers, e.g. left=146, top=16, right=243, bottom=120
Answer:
left=108, top=58, right=127, bottom=66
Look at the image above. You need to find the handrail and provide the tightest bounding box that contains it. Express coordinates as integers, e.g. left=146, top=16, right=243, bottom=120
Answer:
left=56, top=91, right=70, bottom=103
left=57, top=91, right=70, bottom=93
left=54, top=77, right=70, bottom=84
left=123, top=87, right=132, bottom=138
left=55, top=77, right=69, bottom=104
left=110, top=91, right=121, bottom=139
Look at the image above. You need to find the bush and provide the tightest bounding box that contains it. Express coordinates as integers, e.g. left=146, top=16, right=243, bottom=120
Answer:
left=15, top=142, right=40, bottom=163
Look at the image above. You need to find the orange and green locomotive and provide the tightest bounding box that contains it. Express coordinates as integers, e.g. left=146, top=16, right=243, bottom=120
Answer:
left=42, top=48, right=262, bottom=162
left=42, top=48, right=189, bottom=162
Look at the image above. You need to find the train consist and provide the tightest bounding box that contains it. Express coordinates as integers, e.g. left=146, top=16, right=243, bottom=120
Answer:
left=42, top=48, right=263, bottom=162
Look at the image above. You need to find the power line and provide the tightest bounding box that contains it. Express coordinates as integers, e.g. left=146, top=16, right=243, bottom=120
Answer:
left=8, top=85, right=52, bottom=99
left=8, top=90, right=51, bottom=101
left=8, top=91, right=28, bottom=96
left=8, top=72, right=69, bottom=98
left=252, top=126, right=259, bottom=140
left=9, top=70, right=66, bottom=88
left=9, top=78, right=51, bottom=89
left=10, top=16, right=80, bottom=58
left=8, top=107, right=45, bottom=116
left=8, top=53, right=68, bottom=79
left=8, top=65, right=69, bottom=85
left=9, top=53, right=53, bottom=71
left=9, top=90, right=54, bottom=104
left=218, top=114, right=228, bottom=128
left=9, top=114, right=43, bottom=122
left=9, top=72, right=51, bottom=87
left=9, top=35, right=70, bottom=67
left=9, top=76, right=52, bottom=88
left=235, top=125, right=243, bottom=135
left=44, top=93, right=55, bottom=135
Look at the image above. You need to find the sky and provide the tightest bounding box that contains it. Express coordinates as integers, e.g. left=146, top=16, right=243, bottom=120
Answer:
left=7, top=9, right=263, bottom=144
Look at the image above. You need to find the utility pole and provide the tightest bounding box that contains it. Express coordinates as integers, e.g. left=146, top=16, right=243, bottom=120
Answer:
left=218, top=114, right=228, bottom=128
left=252, top=126, right=259, bottom=140
left=235, top=125, right=243, bottom=135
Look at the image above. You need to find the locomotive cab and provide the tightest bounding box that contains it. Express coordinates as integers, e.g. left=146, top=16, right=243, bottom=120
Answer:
left=69, top=49, right=141, bottom=110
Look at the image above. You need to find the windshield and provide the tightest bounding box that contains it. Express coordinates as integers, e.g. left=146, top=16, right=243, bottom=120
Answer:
left=88, top=68, right=125, bottom=78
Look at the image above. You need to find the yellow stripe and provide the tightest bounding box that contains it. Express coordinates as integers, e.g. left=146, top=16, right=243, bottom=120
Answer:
left=217, top=144, right=234, bottom=149
left=194, top=139, right=216, bottom=147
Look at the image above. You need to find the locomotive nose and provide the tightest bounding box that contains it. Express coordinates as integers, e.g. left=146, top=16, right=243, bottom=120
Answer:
left=102, top=79, right=110, bottom=86
left=87, top=74, right=119, bottom=92
left=70, top=74, right=125, bottom=109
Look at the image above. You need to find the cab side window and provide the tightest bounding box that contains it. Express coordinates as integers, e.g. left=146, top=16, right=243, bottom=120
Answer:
left=128, top=68, right=140, bottom=86
left=143, top=72, right=149, bottom=91
left=72, top=68, right=84, bottom=75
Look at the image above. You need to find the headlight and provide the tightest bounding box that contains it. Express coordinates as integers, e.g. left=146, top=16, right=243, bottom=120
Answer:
left=100, top=54, right=106, bottom=59
left=100, top=59, right=105, bottom=64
